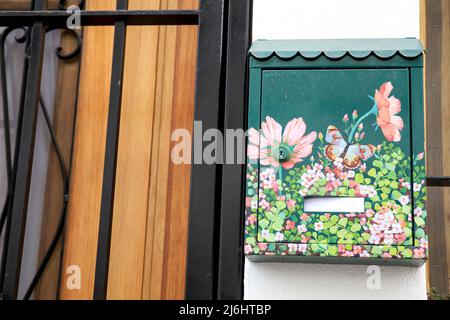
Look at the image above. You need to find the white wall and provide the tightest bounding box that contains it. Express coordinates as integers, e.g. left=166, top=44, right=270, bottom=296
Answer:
left=246, top=0, right=426, bottom=300
left=253, top=0, right=420, bottom=41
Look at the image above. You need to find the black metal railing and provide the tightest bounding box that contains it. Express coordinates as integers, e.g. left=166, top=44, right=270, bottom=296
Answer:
left=0, top=0, right=252, bottom=301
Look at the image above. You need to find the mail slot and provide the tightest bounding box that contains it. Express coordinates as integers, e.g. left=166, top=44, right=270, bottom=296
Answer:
left=244, top=39, right=427, bottom=266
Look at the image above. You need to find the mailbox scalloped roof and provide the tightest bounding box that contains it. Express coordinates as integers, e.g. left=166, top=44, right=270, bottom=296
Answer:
left=249, top=38, right=424, bottom=60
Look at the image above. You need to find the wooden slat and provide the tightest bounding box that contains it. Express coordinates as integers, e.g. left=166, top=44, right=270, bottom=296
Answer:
left=441, top=0, right=450, bottom=293
left=161, top=0, right=197, bottom=299
left=142, top=0, right=178, bottom=300
left=59, top=0, right=115, bottom=300
left=35, top=29, right=81, bottom=300
left=106, top=0, right=161, bottom=300
left=425, top=0, right=449, bottom=295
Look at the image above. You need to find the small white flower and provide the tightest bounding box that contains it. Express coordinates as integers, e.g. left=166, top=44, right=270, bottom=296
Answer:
left=399, top=196, right=410, bottom=206
left=347, top=170, right=356, bottom=179
left=297, top=224, right=307, bottom=233
left=298, top=244, right=308, bottom=253
left=261, top=230, right=270, bottom=239
left=413, top=183, right=422, bottom=192
left=414, top=207, right=423, bottom=217
left=299, top=189, right=308, bottom=197
left=326, top=172, right=335, bottom=182
left=275, top=232, right=285, bottom=242
left=314, top=221, right=324, bottom=231
left=420, top=238, right=428, bottom=249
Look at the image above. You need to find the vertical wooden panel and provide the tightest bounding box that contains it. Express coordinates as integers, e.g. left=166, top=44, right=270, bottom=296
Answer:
left=441, top=0, right=450, bottom=293
left=425, top=0, right=449, bottom=295
left=142, top=0, right=179, bottom=300
left=36, top=30, right=81, bottom=300
left=161, top=0, right=197, bottom=299
left=59, top=0, right=115, bottom=300
left=106, top=0, right=161, bottom=300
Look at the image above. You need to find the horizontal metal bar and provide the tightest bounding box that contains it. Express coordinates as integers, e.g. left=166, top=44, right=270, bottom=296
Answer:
left=0, top=10, right=199, bottom=27
left=427, top=177, right=450, bottom=187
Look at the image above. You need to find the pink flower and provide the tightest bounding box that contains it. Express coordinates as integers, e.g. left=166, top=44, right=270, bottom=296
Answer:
left=287, top=199, right=296, bottom=211
left=245, top=197, right=252, bottom=208
left=375, top=82, right=404, bottom=142
left=258, top=243, right=268, bottom=251
left=352, top=110, right=358, bottom=119
left=285, top=220, right=296, bottom=230
left=247, top=117, right=317, bottom=169
left=300, top=213, right=309, bottom=221
left=417, top=152, right=424, bottom=161
left=247, top=215, right=257, bottom=225
left=244, top=244, right=253, bottom=254
left=413, top=248, right=426, bottom=259
left=343, top=114, right=349, bottom=122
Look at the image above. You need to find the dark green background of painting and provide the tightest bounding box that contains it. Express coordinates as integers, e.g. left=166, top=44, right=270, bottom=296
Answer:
left=257, top=68, right=413, bottom=244
left=260, top=68, right=411, bottom=159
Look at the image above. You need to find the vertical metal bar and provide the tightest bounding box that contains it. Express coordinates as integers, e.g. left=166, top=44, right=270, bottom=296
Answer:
left=2, top=0, right=46, bottom=300
left=0, top=27, right=31, bottom=293
left=217, top=0, right=252, bottom=300
left=185, top=0, right=226, bottom=300
left=93, top=0, right=128, bottom=300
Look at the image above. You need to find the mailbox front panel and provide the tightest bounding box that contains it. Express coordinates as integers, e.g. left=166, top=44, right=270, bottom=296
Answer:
left=257, top=69, right=412, bottom=246
left=245, top=50, right=427, bottom=265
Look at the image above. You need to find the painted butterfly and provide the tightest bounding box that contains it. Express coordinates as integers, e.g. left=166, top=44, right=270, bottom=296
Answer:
left=325, top=125, right=376, bottom=169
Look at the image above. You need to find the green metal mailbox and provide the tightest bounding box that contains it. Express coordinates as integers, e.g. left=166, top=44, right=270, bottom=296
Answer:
left=244, top=39, right=427, bottom=266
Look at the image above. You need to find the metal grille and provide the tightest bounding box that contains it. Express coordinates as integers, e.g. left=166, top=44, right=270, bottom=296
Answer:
left=0, top=0, right=252, bottom=300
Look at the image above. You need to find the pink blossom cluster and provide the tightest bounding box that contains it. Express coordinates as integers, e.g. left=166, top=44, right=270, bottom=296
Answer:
left=368, top=207, right=406, bottom=245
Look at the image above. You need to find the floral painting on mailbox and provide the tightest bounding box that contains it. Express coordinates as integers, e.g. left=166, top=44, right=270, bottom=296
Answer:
left=245, top=79, right=427, bottom=261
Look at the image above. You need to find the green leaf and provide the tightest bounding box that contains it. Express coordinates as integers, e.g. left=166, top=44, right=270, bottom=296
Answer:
left=355, top=173, right=364, bottom=184
left=392, top=190, right=402, bottom=200
left=372, top=246, right=383, bottom=255
left=328, top=246, right=338, bottom=256
left=373, top=160, right=383, bottom=168
left=271, top=223, right=283, bottom=232
left=329, top=225, right=339, bottom=234
left=276, top=201, right=286, bottom=211
left=403, top=248, right=413, bottom=258
left=364, top=178, right=372, bottom=185
left=338, top=218, right=348, bottom=228
left=414, top=216, right=425, bottom=227
left=390, top=181, right=399, bottom=189
left=415, top=228, right=425, bottom=239
left=350, top=224, right=361, bottom=232
left=402, top=205, right=411, bottom=215
left=385, top=163, right=396, bottom=172
left=265, top=212, right=275, bottom=221
left=330, top=215, right=339, bottom=225
left=259, top=219, right=269, bottom=229
left=362, top=233, right=370, bottom=241
left=368, top=168, right=377, bottom=178
left=337, top=229, right=347, bottom=238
